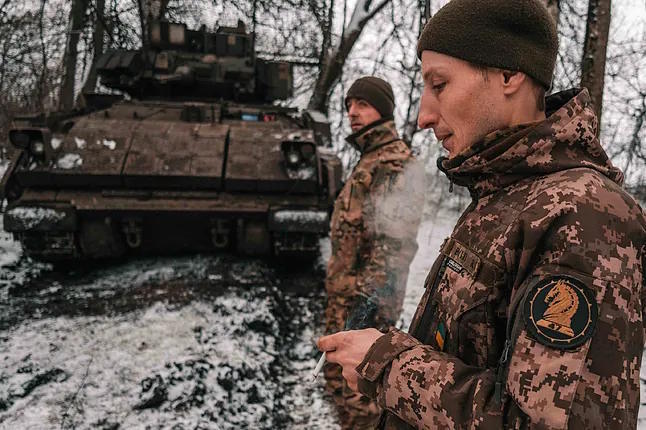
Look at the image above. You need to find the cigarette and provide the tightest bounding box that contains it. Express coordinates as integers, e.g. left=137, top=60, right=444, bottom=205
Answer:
left=310, top=351, right=327, bottom=382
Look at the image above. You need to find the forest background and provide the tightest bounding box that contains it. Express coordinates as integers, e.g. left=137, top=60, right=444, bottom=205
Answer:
left=0, top=0, right=644, bottom=196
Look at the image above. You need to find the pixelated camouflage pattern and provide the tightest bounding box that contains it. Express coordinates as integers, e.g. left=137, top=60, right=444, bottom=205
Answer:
left=325, top=119, right=423, bottom=429
left=355, top=88, right=646, bottom=429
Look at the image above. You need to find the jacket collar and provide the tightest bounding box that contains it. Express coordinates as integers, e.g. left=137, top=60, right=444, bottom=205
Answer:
left=345, top=118, right=400, bottom=154
left=438, top=88, right=623, bottom=199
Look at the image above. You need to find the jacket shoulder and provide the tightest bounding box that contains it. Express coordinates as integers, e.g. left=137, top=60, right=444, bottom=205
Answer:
left=526, top=167, right=645, bottom=227
left=519, top=167, right=646, bottom=285
left=374, top=140, right=413, bottom=164
left=356, top=140, right=413, bottom=183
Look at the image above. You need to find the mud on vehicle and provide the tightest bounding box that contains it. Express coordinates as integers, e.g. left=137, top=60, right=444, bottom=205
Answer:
left=0, top=20, right=342, bottom=262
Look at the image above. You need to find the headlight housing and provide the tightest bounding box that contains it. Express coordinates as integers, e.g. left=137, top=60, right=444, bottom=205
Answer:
left=8, top=130, right=31, bottom=149
left=9, top=128, right=54, bottom=162
left=281, top=141, right=316, bottom=167
left=280, top=130, right=318, bottom=181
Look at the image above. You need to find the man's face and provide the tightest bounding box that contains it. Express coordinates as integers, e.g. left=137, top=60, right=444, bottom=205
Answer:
left=347, top=98, right=382, bottom=132
left=418, top=50, right=506, bottom=158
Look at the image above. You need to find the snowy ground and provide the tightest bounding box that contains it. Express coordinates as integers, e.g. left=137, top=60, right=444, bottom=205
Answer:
left=1, top=192, right=646, bottom=428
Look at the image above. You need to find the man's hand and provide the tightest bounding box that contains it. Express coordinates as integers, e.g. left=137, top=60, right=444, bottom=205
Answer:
left=317, top=328, right=384, bottom=392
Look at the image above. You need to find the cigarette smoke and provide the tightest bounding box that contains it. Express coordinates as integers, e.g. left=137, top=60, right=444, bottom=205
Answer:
left=373, top=159, right=426, bottom=240
left=351, top=158, right=426, bottom=328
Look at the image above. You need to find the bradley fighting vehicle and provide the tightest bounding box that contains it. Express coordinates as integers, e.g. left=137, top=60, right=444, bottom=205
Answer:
left=0, top=20, right=343, bottom=261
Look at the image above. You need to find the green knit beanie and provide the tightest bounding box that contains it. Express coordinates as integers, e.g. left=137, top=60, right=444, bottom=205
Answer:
left=417, top=0, right=558, bottom=89
left=345, top=76, right=395, bottom=119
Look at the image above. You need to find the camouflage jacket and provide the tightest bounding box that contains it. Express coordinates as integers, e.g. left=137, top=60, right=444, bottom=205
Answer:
left=355, top=89, right=646, bottom=429
left=326, top=119, right=423, bottom=326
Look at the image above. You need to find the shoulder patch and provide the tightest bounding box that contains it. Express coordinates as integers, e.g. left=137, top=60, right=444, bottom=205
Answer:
left=524, top=276, right=598, bottom=350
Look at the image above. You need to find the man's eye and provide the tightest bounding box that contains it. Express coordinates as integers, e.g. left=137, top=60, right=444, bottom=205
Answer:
left=432, top=82, right=446, bottom=92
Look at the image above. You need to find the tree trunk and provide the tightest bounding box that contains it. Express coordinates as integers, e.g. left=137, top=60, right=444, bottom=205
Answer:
left=307, top=0, right=392, bottom=113
left=317, top=0, right=335, bottom=67
left=580, top=0, right=611, bottom=125
left=401, top=0, right=427, bottom=142
left=81, top=0, right=105, bottom=95
left=623, top=97, right=646, bottom=175
left=59, top=0, right=87, bottom=112
left=37, top=0, right=49, bottom=112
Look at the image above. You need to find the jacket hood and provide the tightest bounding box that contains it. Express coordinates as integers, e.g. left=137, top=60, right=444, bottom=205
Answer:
left=438, top=88, right=624, bottom=198
left=345, top=118, right=402, bottom=154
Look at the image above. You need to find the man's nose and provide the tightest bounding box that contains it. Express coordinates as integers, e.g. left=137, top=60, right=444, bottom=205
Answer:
left=417, top=94, right=439, bottom=130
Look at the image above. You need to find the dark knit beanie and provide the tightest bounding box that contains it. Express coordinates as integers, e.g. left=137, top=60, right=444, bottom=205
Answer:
left=345, top=77, right=395, bottom=119
left=417, top=0, right=558, bottom=89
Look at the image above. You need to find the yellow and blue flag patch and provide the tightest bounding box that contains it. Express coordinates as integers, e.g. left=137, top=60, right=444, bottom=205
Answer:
left=435, top=321, right=447, bottom=351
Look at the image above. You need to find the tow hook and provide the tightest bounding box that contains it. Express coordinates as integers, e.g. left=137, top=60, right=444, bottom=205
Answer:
left=122, top=219, right=142, bottom=248
left=210, top=219, right=230, bottom=249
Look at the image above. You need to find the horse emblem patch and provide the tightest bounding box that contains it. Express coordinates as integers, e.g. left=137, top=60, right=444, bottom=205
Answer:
left=524, top=276, right=598, bottom=350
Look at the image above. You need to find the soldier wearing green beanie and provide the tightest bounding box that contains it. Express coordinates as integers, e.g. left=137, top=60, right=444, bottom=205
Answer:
left=318, top=1, right=646, bottom=429
left=323, top=76, right=422, bottom=429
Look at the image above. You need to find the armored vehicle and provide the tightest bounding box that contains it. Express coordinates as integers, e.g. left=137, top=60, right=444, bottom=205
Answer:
left=0, top=20, right=342, bottom=261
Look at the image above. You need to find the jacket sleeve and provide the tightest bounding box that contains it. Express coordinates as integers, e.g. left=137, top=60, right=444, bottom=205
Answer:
left=356, top=328, right=502, bottom=429
left=356, top=273, right=641, bottom=429
left=325, top=169, right=371, bottom=299
left=355, top=158, right=424, bottom=325
left=355, top=209, right=644, bottom=430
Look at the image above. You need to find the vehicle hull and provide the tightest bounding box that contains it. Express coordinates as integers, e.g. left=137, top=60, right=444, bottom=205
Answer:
left=4, top=189, right=330, bottom=261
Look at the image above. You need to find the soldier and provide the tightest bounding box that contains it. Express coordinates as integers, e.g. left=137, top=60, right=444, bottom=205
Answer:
left=318, top=0, right=646, bottom=429
left=324, top=76, right=423, bottom=429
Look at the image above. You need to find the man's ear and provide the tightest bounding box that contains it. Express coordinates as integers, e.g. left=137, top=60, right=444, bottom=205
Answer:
left=501, top=70, right=527, bottom=95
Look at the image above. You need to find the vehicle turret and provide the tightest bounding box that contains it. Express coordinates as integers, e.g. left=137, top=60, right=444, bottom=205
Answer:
left=96, top=20, right=292, bottom=102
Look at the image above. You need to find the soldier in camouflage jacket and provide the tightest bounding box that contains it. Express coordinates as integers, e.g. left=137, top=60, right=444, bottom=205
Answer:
left=318, top=1, right=646, bottom=429
left=353, top=87, right=646, bottom=429
left=324, top=77, right=423, bottom=429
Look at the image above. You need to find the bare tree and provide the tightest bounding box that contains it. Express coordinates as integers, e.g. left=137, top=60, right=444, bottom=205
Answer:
left=397, top=0, right=425, bottom=143
left=59, top=0, right=88, bottom=111
left=80, top=0, right=106, bottom=95
left=308, top=0, right=392, bottom=112
left=580, top=0, right=611, bottom=124
left=624, top=95, right=646, bottom=174
left=604, top=37, right=646, bottom=182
